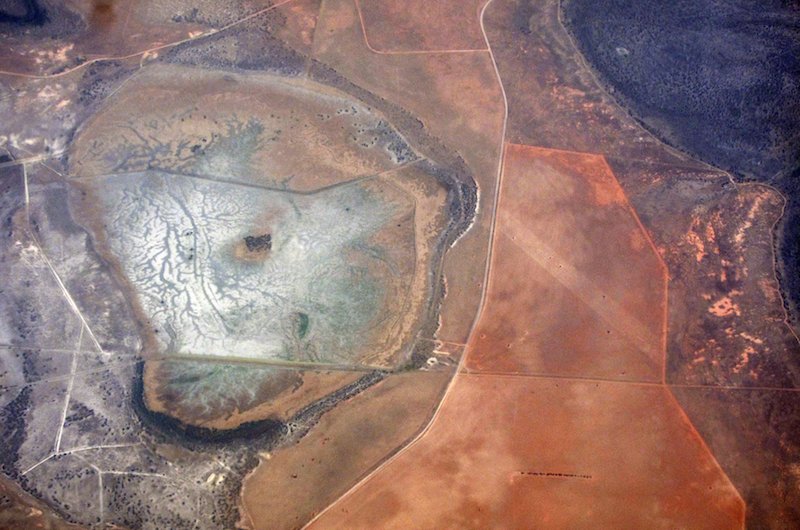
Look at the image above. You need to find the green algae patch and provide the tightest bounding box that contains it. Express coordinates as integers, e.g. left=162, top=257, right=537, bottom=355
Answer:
left=88, top=170, right=414, bottom=369
left=296, top=312, right=310, bottom=339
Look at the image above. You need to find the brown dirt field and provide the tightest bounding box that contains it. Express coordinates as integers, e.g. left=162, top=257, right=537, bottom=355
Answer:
left=0, top=475, right=83, bottom=529
left=309, top=374, right=744, bottom=529
left=313, top=0, right=505, bottom=344
left=315, top=0, right=502, bottom=183
left=466, top=145, right=664, bottom=381
left=239, top=371, right=451, bottom=530
left=143, top=361, right=361, bottom=429
left=269, top=0, right=322, bottom=56
left=306, top=142, right=742, bottom=529
left=482, top=0, right=697, bottom=167
left=373, top=164, right=452, bottom=357
left=672, top=387, right=800, bottom=528
left=356, top=0, right=487, bottom=52
left=607, top=158, right=800, bottom=388
left=477, top=3, right=800, bottom=522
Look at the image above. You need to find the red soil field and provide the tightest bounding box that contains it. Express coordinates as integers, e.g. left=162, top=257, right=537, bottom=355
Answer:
left=307, top=144, right=743, bottom=528
left=356, top=0, right=487, bottom=52
left=466, top=144, right=665, bottom=381
left=308, top=375, right=743, bottom=529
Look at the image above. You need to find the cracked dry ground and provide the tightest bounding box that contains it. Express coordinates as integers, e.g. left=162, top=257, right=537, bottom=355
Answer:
left=1, top=0, right=799, bottom=529
left=306, top=0, right=800, bottom=528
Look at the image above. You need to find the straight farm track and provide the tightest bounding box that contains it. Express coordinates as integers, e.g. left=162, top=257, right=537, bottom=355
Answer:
left=303, top=0, right=800, bottom=525
left=306, top=143, right=745, bottom=529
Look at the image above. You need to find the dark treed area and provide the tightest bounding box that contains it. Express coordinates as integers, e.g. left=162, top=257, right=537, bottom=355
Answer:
left=0, top=0, right=47, bottom=26
left=561, top=0, right=800, bottom=321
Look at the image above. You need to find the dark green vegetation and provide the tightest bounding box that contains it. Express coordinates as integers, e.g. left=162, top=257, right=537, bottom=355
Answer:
left=561, top=0, right=800, bottom=182
left=296, top=312, right=310, bottom=339
left=0, top=0, right=47, bottom=26
left=244, top=234, right=272, bottom=252
left=0, top=0, right=80, bottom=38
left=132, top=362, right=385, bottom=445
left=561, top=0, right=800, bottom=322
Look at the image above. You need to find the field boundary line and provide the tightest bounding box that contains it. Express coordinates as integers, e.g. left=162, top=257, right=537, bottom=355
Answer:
left=354, top=0, right=489, bottom=55
left=301, top=0, right=508, bottom=525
